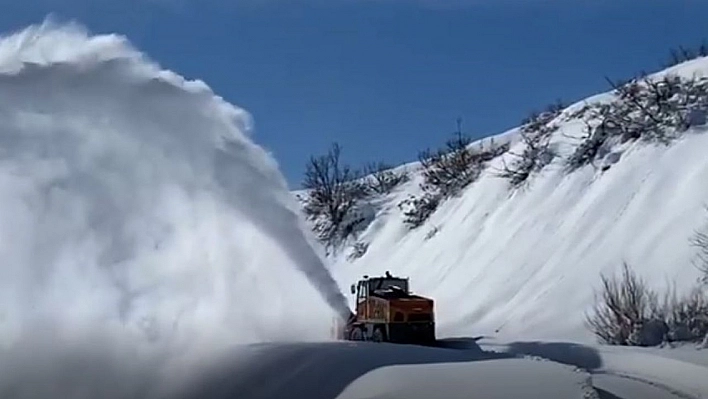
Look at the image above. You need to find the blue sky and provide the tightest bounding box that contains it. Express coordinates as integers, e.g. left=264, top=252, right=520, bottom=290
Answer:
left=1, top=0, right=707, bottom=188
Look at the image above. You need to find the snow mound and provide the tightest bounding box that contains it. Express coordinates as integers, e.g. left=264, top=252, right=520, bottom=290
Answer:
left=336, top=357, right=598, bottom=399
left=0, top=20, right=348, bottom=398
left=598, top=346, right=708, bottom=399
left=329, top=56, right=708, bottom=343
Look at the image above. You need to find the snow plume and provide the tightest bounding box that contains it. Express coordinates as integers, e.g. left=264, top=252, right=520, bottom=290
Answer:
left=0, top=20, right=349, bottom=397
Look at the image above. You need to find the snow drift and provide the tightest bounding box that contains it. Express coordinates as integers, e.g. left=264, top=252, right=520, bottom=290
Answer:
left=327, top=56, right=708, bottom=344
left=0, top=20, right=349, bottom=398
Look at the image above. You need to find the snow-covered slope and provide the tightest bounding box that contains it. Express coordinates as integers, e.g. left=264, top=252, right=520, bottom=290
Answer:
left=327, top=56, right=708, bottom=344
left=2, top=18, right=708, bottom=399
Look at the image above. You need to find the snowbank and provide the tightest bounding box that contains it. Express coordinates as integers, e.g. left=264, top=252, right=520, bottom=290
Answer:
left=597, top=346, right=708, bottom=398
left=336, top=357, right=597, bottom=399
left=0, top=20, right=348, bottom=398
left=484, top=339, right=708, bottom=398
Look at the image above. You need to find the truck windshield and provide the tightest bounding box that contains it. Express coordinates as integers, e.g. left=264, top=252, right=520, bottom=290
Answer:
left=370, top=278, right=408, bottom=293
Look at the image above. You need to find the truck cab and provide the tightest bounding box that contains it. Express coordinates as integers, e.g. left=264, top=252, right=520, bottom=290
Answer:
left=345, top=272, right=435, bottom=345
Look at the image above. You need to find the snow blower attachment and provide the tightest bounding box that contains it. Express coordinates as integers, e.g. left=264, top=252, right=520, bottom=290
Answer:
left=334, top=272, right=436, bottom=345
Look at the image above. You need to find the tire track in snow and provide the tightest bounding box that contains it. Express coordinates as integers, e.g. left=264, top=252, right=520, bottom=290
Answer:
left=492, top=342, right=704, bottom=399
left=592, top=371, right=700, bottom=399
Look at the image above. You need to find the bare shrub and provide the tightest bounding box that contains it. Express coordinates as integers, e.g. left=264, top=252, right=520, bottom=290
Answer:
left=301, top=145, right=413, bottom=248
left=346, top=241, right=369, bottom=262
left=417, top=127, right=481, bottom=198
left=300, top=142, right=368, bottom=248
left=684, top=211, right=708, bottom=342
left=690, top=212, right=708, bottom=283
left=520, top=100, right=566, bottom=132
left=586, top=263, right=662, bottom=346
left=399, top=120, right=508, bottom=229
left=661, top=285, right=708, bottom=342
left=363, top=162, right=409, bottom=194
left=418, top=120, right=509, bottom=198
left=398, top=191, right=442, bottom=229
left=495, top=106, right=563, bottom=187
left=566, top=114, right=612, bottom=171
left=567, top=73, right=708, bottom=170
left=587, top=263, right=708, bottom=346
left=496, top=133, right=555, bottom=187
left=665, top=41, right=708, bottom=67
left=492, top=101, right=566, bottom=186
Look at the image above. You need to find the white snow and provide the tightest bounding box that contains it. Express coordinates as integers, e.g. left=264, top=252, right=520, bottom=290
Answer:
left=1, top=17, right=708, bottom=399
left=314, top=55, right=708, bottom=398
left=596, top=346, right=708, bottom=398
left=0, top=20, right=349, bottom=398
left=328, top=58, right=708, bottom=344
left=335, top=356, right=597, bottom=399
left=480, top=340, right=708, bottom=398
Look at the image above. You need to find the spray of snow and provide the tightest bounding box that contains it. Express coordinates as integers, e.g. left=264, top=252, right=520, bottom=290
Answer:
left=0, top=20, right=350, bottom=397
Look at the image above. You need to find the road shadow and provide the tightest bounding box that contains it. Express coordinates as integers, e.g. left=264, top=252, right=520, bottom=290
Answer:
left=503, top=341, right=603, bottom=371
left=173, top=339, right=513, bottom=399
left=433, top=336, right=488, bottom=350
left=596, top=388, right=623, bottom=399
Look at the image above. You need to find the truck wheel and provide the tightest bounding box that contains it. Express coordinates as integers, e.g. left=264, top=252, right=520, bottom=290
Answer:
left=372, top=327, right=386, bottom=343
left=349, top=327, right=364, bottom=341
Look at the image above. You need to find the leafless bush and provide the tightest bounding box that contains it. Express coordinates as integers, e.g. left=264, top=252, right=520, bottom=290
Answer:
left=398, top=191, right=442, bottom=229
left=363, top=162, right=409, bottom=194
left=300, top=142, right=368, bottom=248
left=661, top=285, right=708, bottom=342
left=587, top=263, right=708, bottom=346
left=417, top=120, right=509, bottom=197
left=567, top=73, right=708, bottom=170
left=586, top=263, right=663, bottom=346
left=665, top=41, right=708, bottom=67
left=417, top=129, right=481, bottom=198
left=608, top=74, right=708, bottom=141
left=690, top=212, right=708, bottom=283
left=566, top=111, right=613, bottom=171
left=496, top=133, right=555, bottom=187
left=399, top=120, right=508, bottom=229
left=520, top=100, right=566, bottom=132
left=495, top=106, right=563, bottom=187
left=346, top=241, right=369, bottom=262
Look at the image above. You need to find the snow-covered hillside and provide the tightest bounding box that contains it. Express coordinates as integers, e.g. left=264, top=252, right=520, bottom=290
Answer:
left=322, top=56, right=708, bottom=344
left=2, top=18, right=708, bottom=399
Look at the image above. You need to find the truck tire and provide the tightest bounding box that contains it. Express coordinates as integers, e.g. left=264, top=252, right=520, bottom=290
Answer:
left=372, top=327, right=386, bottom=343
left=349, top=326, right=364, bottom=341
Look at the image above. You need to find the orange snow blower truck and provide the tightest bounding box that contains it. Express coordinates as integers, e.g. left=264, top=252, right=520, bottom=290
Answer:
left=335, top=272, right=436, bottom=345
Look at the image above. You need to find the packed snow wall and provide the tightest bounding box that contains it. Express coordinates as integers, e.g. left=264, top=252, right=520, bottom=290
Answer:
left=0, top=21, right=349, bottom=398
